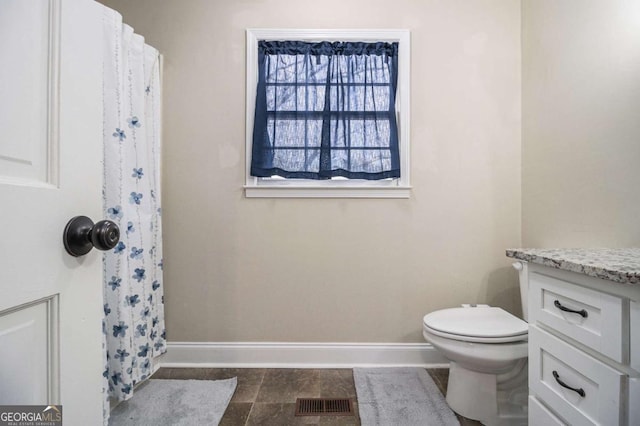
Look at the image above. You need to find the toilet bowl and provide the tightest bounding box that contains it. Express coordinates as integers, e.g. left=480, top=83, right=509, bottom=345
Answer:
left=422, top=262, right=530, bottom=425
left=423, top=307, right=528, bottom=372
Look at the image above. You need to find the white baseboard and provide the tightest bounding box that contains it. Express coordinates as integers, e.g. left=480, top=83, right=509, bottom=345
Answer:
left=159, top=341, right=448, bottom=369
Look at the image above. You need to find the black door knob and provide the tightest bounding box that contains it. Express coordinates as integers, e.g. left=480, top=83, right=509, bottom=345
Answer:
left=63, top=216, right=120, bottom=257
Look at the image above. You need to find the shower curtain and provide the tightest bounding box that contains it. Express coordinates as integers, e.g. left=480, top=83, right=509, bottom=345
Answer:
left=101, top=6, right=166, bottom=421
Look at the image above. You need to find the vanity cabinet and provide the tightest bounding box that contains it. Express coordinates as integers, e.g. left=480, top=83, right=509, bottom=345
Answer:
left=506, top=248, right=640, bottom=425
left=526, top=264, right=639, bottom=426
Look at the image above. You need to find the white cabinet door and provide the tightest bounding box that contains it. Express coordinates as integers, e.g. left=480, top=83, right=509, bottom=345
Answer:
left=0, top=0, right=104, bottom=424
left=529, top=271, right=625, bottom=363
left=529, top=327, right=624, bottom=426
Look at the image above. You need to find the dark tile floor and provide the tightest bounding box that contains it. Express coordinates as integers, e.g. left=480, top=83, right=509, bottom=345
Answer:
left=151, top=368, right=481, bottom=425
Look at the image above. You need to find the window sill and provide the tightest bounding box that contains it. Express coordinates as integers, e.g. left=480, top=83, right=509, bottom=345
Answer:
left=244, top=185, right=412, bottom=199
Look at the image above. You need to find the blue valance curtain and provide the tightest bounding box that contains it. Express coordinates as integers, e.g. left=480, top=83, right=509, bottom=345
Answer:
left=251, top=41, right=400, bottom=180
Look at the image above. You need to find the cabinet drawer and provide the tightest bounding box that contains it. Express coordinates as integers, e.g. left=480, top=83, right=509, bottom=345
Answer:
left=529, top=327, right=624, bottom=426
left=529, top=271, right=626, bottom=362
left=529, top=395, right=566, bottom=426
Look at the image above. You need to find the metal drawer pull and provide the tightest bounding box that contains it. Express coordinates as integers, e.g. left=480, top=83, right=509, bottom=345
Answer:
left=554, top=300, right=588, bottom=318
left=552, top=370, right=586, bottom=397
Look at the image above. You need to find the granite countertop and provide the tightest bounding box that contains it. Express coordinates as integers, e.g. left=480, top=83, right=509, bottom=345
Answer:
left=506, top=248, right=640, bottom=285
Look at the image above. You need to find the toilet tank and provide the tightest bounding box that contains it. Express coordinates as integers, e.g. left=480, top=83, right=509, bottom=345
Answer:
left=512, top=261, right=529, bottom=321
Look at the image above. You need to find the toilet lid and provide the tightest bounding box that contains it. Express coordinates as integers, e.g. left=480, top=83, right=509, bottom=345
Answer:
left=423, top=307, right=528, bottom=339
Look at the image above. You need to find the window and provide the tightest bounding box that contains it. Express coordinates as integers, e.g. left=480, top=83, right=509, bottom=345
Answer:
left=245, top=29, right=410, bottom=198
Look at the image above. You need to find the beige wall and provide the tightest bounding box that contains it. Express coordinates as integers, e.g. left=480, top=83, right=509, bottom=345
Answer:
left=522, top=0, right=640, bottom=247
left=100, top=0, right=522, bottom=343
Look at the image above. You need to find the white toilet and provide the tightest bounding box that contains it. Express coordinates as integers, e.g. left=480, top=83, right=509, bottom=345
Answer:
left=423, top=262, right=529, bottom=426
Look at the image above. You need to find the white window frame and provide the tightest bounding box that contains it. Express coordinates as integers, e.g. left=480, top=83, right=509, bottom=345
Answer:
left=245, top=29, right=411, bottom=198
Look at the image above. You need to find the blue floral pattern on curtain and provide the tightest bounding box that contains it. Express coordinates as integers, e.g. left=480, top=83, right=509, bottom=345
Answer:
left=251, top=41, right=400, bottom=180
left=101, top=7, right=166, bottom=421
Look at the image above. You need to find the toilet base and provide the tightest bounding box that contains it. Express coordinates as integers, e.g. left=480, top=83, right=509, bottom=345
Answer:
left=446, top=361, right=528, bottom=426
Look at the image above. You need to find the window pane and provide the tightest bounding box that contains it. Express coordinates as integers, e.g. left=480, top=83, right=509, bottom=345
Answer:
left=329, top=119, right=391, bottom=148
left=307, top=85, right=325, bottom=111
left=363, top=119, right=391, bottom=147
left=306, top=120, right=322, bottom=147
left=371, top=86, right=390, bottom=110
left=349, top=148, right=392, bottom=173
left=269, top=119, right=306, bottom=147
left=272, top=148, right=320, bottom=173
left=272, top=85, right=296, bottom=111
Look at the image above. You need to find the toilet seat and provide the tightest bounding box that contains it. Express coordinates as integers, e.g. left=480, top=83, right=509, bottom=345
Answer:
left=423, top=307, right=528, bottom=343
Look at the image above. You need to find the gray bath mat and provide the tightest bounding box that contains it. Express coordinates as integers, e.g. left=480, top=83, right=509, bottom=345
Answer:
left=109, top=378, right=237, bottom=426
left=354, top=368, right=459, bottom=426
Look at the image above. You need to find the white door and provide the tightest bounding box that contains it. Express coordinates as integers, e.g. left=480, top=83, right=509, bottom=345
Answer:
left=0, top=0, right=105, bottom=423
